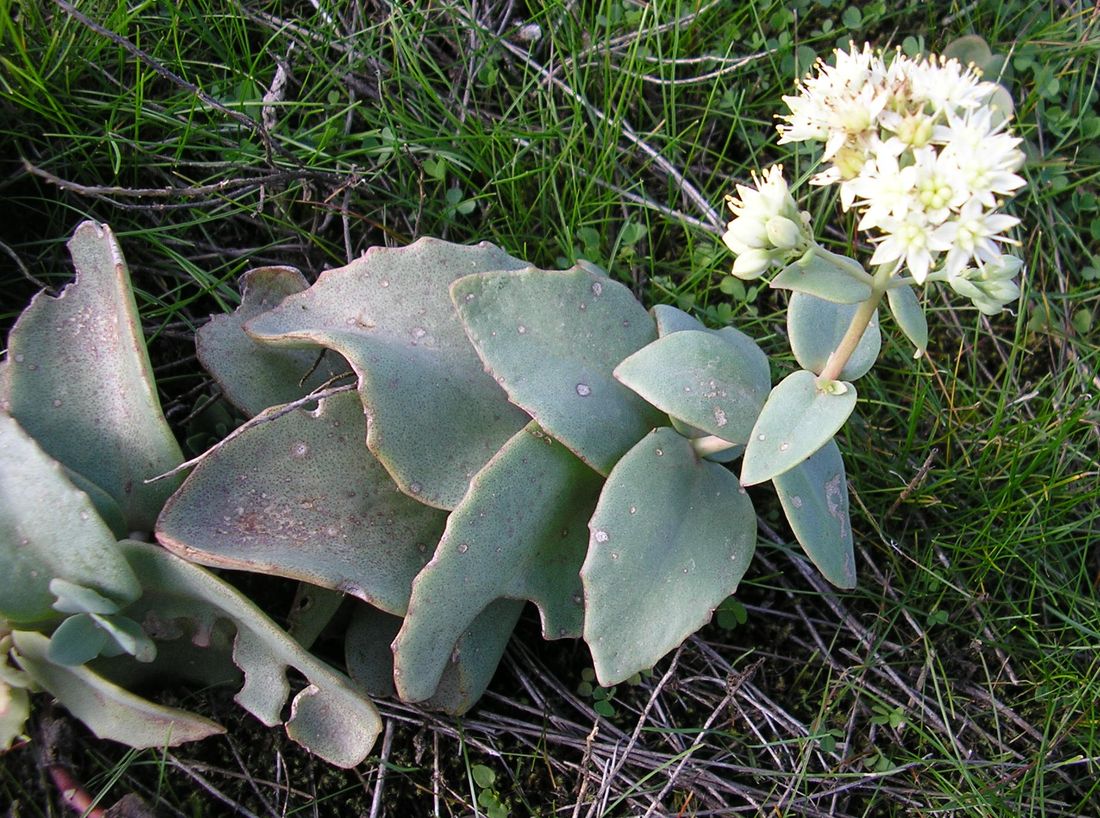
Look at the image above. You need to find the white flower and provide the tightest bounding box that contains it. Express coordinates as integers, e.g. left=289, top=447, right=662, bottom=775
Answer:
left=846, top=141, right=918, bottom=226
left=869, top=212, right=952, bottom=283
left=774, top=43, right=1025, bottom=287
left=721, top=165, right=812, bottom=279
left=933, top=198, right=1020, bottom=279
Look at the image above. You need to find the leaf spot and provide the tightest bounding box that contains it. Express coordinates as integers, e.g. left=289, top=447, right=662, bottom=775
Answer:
left=791, top=495, right=803, bottom=508
left=780, top=442, right=790, bottom=452
left=517, top=324, right=527, bottom=334
left=457, top=542, right=470, bottom=554
left=593, top=529, right=610, bottom=543
left=713, top=406, right=728, bottom=427
left=408, top=482, right=422, bottom=495
left=575, top=383, right=592, bottom=397
left=591, top=281, right=603, bottom=296
left=292, top=442, right=310, bottom=458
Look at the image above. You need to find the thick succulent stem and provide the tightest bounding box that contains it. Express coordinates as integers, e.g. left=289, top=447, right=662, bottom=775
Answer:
left=817, top=264, right=893, bottom=384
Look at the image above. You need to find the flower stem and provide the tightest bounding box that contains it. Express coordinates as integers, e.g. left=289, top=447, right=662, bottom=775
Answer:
left=817, top=265, right=893, bottom=383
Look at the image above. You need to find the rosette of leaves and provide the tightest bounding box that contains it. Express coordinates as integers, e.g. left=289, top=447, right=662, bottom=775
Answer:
left=160, top=235, right=860, bottom=696
left=2, top=223, right=865, bottom=765
left=0, top=223, right=380, bottom=766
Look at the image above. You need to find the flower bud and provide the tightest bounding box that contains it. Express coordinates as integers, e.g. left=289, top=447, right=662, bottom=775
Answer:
left=766, top=216, right=803, bottom=250
left=731, top=248, right=775, bottom=280
left=724, top=215, right=771, bottom=249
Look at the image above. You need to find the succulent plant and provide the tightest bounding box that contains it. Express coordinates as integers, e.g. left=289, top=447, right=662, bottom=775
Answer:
left=1, top=221, right=857, bottom=761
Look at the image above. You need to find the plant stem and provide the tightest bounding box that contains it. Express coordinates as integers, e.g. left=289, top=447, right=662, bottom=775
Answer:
left=817, top=265, right=893, bottom=383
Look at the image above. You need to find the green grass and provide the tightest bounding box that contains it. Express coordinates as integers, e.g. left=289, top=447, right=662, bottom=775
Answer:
left=2, top=0, right=1099, bottom=815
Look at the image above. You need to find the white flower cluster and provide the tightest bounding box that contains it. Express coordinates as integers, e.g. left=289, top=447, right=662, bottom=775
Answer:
left=721, top=165, right=812, bottom=280
left=776, top=43, right=1026, bottom=308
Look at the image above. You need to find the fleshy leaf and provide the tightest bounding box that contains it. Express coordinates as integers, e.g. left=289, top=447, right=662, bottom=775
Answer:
left=452, top=266, right=664, bottom=475
left=92, top=613, right=157, bottom=663
left=0, top=678, right=31, bottom=752
left=287, top=585, right=346, bottom=651
left=615, top=330, right=770, bottom=444
left=50, top=579, right=121, bottom=615
left=771, top=247, right=873, bottom=304
left=581, top=428, right=756, bottom=686
left=12, top=630, right=224, bottom=748
left=772, top=439, right=856, bottom=588
left=197, top=266, right=351, bottom=417
left=3, top=221, right=183, bottom=531
left=886, top=285, right=928, bottom=358
left=741, top=370, right=857, bottom=486
left=118, top=540, right=381, bottom=767
left=0, top=414, right=141, bottom=625
left=788, top=292, right=881, bottom=381
left=392, top=422, right=601, bottom=702
left=346, top=598, right=524, bottom=715
left=245, top=238, right=531, bottom=510
left=46, top=614, right=109, bottom=666
left=651, top=304, right=705, bottom=335
left=157, top=391, right=445, bottom=617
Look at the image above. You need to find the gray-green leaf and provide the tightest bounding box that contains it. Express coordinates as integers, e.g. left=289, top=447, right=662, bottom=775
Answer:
left=581, top=428, right=756, bottom=686
left=452, top=266, right=664, bottom=475
left=13, top=630, right=224, bottom=748
left=772, top=439, right=856, bottom=588
left=118, top=540, right=381, bottom=767
left=346, top=598, right=524, bottom=715
left=392, top=422, right=601, bottom=702
left=246, top=238, right=531, bottom=510
left=886, top=285, right=928, bottom=358
left=2, top=222, right=183, bottom=531
left=46, top=614, right=109, bottom=666
left=157, top=390, right=445, bottom=616
left=788, top=292, right=880, bottom=381
left=196, top=266, right=351, bottom=417
left=0, top=414, right=140, bottom=625
left=771, top=247, right=872, bottom=304
left=615, top=330, right=770, bottom=444
left=740, top=370, right=857, bottom=486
